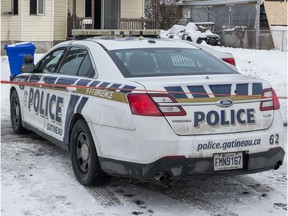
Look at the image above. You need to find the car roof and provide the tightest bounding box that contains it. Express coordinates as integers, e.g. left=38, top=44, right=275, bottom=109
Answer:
left=82, top=37, right=200, bottom=51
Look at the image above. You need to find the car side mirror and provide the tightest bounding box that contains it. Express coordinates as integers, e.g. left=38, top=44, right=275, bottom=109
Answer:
left=21, top=54, right=35, bottom=73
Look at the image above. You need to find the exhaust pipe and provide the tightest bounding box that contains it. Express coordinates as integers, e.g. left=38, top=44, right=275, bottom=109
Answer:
left=154, top=172, right=170, bottom=182
left=154, top=175, right=166, bottom=182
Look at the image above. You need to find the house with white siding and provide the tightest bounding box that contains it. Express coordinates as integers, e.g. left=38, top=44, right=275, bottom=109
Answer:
left=1, top=0, right=146, bottom=53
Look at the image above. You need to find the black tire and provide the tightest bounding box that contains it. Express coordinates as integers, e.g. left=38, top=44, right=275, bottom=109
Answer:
left=196, top=38, right=203, bottom=44
left=70, top=119, right=111, bottom=186
left=10, top=90, right=27, bottom=134
left=186, top=36, right=192, bottom=42
left=208, top=38, right=217, bottom=46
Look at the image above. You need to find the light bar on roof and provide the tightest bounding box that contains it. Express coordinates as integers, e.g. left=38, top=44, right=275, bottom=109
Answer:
left=72, top=29, right=161, bottom=38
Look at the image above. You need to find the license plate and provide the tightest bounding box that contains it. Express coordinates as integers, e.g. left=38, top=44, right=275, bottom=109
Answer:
left=214, top=152, right=243, bottom=171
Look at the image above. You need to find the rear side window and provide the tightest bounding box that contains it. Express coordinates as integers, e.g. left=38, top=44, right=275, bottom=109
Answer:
left=58, top=47, right=93, bottom=77
left=108, top=48, right=238, bottom=77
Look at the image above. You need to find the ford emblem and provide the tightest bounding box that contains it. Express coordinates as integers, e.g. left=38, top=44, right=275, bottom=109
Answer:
left=216, top=99, right=234, bottom=108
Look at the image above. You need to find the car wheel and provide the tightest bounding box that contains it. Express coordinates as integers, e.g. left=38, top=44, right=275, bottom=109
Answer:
left=196, top=38, right=203, bottom=44
left=70, top=119, right=111, bottom=186
left=207, top=38, right=217, bottom=46
left=10, top=90, right=27, bottom=134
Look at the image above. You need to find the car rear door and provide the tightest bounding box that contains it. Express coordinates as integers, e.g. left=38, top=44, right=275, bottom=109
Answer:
left=42, top=45, right=95, bottom=144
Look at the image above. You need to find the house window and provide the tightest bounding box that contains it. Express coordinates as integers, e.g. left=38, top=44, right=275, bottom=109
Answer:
left=30, top=0, right=45, bottom=15
left=12, top=0, right=19, bottom=15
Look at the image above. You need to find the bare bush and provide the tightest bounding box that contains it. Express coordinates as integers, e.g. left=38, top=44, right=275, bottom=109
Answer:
left=145, top=0, right=182, bottom=30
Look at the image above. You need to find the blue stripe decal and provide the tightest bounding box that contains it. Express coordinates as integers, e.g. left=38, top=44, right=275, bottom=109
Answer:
left=64, top=95, right=80, bottom=145
left=187, top=85, right=209, bottom=98
left=45, top=77, right=58, bottom=84
left=56, top=77, right=78, bottom=85
left=76, top=97, right=89, bottom=113
left=15, top=75, right=26, bottom=79
left=29, top=75, right=42, bottom=82
left=209, top=84, right=232, bottom=97
left=109, top=83, right=122, bottom=90
left=236, top=83, right=249, bottom=95
left=99, top=82, right=110, bottom=88
left=165, top=86, right=188, bottom=99
left=14, top=75, right=29, bottom=82
left=76, top=79, right=91, bottom=87
left=252, top=83, right=263, bottom=95
left=42, top=76, right=49, bottom=82
left=89, top=81, right=101, bottom=87
left=120, top=85, right=136, bottom=93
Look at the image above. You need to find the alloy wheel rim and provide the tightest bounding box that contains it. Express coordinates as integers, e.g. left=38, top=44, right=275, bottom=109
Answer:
left=13, top=97, right=20, bottom=126
left=76, top=132, right=90, bottom=174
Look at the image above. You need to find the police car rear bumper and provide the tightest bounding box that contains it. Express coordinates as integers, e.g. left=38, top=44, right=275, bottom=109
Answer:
left=99, top=147, right=285, bottom=180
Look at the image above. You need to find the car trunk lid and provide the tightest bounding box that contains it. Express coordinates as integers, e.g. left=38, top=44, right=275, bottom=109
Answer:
left=130, top=75, right=275, bottom=135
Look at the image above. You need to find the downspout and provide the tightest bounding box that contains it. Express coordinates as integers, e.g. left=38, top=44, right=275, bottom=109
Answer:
left=73, top=0, right=77, bottom=29
left=142, top=0, right=144, bottom=18
left=255, top=0, right=260, bottom=49
left=21, top=0, right=24, bottom=41
left=51, top=0, right=55, bottom=45
left=65, top=0, right=68, bottom=38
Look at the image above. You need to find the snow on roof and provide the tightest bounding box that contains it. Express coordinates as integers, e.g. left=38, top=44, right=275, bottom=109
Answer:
left=93, top=38, right=199, bottom=50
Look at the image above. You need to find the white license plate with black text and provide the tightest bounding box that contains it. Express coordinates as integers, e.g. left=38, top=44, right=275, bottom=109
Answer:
left=214, top=152, right=243, bottom=171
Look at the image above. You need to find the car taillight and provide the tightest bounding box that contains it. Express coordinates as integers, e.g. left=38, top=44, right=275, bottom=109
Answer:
left=260, top=88, right=280, bottom=111
left=127, top=93, right=186, bottom=116
left=149, top=94, right=186, bottom=116
left=127, top=93, right=162, bottom=116
left=222, top=58, right=236, bottom=66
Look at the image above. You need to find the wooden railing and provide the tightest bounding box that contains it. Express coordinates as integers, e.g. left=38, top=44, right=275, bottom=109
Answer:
left=68, top=17, right=157, bottom=38
left=119, top=18, right=157, bottom=29
left=67, top=15, right=93, bottom=38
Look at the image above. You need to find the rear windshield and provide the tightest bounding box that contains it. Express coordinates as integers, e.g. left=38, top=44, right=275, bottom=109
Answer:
left=108, top=48, right=238, bottom=78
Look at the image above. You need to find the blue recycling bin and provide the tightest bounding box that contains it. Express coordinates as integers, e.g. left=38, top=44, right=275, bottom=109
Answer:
left=4, top=42, right=36, bottom=79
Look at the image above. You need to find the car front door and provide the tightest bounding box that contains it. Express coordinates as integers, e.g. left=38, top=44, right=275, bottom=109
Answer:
left=22, top=47, right=67, bottom=132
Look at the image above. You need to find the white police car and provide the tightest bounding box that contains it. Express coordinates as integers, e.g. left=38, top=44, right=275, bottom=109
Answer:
left=10, top=36, right=285, bottom=186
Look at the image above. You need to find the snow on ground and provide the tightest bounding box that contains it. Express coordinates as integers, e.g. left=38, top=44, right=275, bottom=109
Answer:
left=1, top=48, right=287, bottom=216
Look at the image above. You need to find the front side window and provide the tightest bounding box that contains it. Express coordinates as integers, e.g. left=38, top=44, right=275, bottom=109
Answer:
left=58, top=47, right=93, bottom=77
left=30, top=0, right=45, bottom=15
left=37, top=47, right=66, bottom=73
left=108, top=48, right=238, bottom=78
